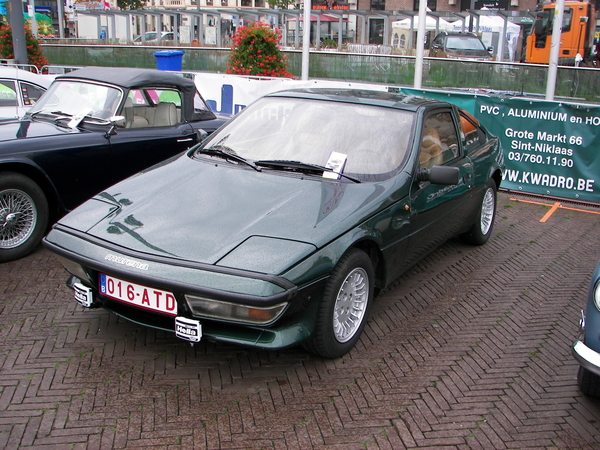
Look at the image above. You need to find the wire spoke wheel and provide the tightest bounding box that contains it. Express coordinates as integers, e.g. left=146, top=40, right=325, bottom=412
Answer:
left=333, top=267, right=369, bottom=343
left=0, top=188, right=37, bottom=249
left=0, top=173, right=48, bottom=262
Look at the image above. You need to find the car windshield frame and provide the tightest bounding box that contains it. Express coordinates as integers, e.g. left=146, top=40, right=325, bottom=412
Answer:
left=198, top=96, right=416, bottom=182
left=28, top=79, right=123, bottom=121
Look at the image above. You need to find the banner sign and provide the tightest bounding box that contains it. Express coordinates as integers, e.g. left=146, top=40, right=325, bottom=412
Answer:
left=475, top=97, right=600, bottom=203
left=393, top=88, right=599, bottom=203
left=193, top=74, right=600, bottom=204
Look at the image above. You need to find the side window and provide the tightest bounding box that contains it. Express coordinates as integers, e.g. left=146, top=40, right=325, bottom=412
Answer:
left=459, top=110, right=484, bottom=150
left=419, top=112, right=459, bottom=169
left=194, top=91, right=212, bottom=114
left=0, top=80, right=17, bottom=107
left=122, top=88, right=181, bottom=128
left=20, top=82, right=46, bottom=106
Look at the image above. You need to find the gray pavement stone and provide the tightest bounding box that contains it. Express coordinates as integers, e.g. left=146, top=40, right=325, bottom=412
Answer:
left=0, top=192, right=599, bottom=448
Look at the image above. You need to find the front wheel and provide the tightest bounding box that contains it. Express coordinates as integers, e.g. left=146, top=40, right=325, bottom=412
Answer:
left=303, top=248, right=374, bottom=358
left=0, top=173, right=49, bottom=262
left=460, top=179, right=497, bottom=246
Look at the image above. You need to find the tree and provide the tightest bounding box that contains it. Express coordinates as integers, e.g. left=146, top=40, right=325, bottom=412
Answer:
left=0, top=23, right=49, bottom=69
left=116, top=0, right=145, bottom=10
left=266, top=0, right=297, bottom=8
left=226, top=22, right=293, bottom=78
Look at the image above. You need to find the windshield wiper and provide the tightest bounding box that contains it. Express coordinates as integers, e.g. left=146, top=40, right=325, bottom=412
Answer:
left=196, top=146, right=261, bottom=172
left=255, top=160, right=361, bottom=183
left=29, top=110, right=71, bottom=120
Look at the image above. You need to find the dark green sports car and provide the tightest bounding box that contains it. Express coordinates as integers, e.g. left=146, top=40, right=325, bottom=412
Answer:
left=44, top=89, right=504, bottom=358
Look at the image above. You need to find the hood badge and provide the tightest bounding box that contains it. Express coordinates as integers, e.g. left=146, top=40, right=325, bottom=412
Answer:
left=105, top=254, right=149, bottom=271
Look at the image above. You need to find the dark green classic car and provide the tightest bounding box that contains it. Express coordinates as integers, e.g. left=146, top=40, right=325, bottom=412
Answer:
left=44, top=89, right=504, bottom=358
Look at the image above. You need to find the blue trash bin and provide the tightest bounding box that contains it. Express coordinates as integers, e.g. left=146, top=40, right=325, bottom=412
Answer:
left=153, top=50, right=185, bottom=71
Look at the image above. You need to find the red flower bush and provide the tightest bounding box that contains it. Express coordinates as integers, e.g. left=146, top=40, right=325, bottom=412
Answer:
left=0, top=24, right=49, bottom=70
left=226, top=22, right=293, bottom=78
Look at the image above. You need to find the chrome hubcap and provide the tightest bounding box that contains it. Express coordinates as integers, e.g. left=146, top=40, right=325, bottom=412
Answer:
left=333, top=267, right=369, bottom=343
left=0, top=189, right=37, bottom=249
left=480, top=188, right=495, bottom=236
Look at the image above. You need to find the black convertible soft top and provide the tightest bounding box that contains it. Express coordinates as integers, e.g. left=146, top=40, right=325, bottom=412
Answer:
left=57, top=67, right=195, bottom=91
left=57, top=67, right=210, bottom=122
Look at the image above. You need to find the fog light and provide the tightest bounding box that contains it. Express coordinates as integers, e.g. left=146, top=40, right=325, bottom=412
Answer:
left=184, top=295, right=287, bottom=325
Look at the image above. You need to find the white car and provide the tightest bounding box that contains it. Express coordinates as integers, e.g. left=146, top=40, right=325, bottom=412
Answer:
left=133, top=32, right=174, bottom=45
left=0, top=67, right=53, bottom=120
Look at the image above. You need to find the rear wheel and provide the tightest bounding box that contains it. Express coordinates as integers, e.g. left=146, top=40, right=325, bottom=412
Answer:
left=577, top=366, right=600, bottom=397
left=460, top=179, right=497, bottom=246
left=303, top=248, right=374, bottom=358
left=0, top=173, right=49, bottom=262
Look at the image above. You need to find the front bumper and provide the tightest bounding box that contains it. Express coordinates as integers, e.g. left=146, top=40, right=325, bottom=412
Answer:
left=44, top=224, right=326, bottom=350
left=572, top=310, right=600, bottom=377
left=572, top=340, right=600, bottom=377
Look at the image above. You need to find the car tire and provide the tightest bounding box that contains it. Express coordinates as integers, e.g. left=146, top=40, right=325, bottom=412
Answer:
left=460, top=179, right=497, bottom=246
left=303, top=248, right=374, bottom=358
left=0, top=172, right=49, bottom=263
left=577, top=366, right=600, bottom=397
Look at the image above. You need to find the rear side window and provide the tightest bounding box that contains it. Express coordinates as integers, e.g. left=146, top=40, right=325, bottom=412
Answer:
left=459, top=110, right=485, bottom=151
left=20, top=82, right=46, bottom=106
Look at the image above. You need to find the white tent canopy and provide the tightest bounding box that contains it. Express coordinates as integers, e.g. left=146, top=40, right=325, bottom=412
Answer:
left=391, top=15, right=451, bottom=51
left=392, top=15, right=451, bottom=32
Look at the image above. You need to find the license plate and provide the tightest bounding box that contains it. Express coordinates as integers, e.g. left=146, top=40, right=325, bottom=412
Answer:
left=99, top=273, right=177, bottom=316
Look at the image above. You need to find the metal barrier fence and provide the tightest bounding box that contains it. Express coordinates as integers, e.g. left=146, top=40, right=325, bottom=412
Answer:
left=40, top=44, right=600, bottom=103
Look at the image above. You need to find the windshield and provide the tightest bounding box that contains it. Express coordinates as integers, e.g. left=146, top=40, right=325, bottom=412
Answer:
left=29, top=80, right=123, bottom=120
left=446, top=36, right=486, bottom=51
left=200, top=96, right=415, bottom=180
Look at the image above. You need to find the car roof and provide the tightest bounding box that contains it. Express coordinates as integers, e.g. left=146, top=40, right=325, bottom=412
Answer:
left=0, top=67, right=53, bottom=88
left=266, top=88, right=444, bottom=112
left=435, top=31, right=479, bottom=38
left=55, top=67, right=195, bottom=91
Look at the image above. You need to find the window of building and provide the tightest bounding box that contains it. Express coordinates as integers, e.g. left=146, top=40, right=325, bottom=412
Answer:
left=413, top=0, right=436, bottom=11
left=370, top=0, right=385, bottom=10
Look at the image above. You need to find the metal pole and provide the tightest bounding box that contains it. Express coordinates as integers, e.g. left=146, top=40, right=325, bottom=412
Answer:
left=57, top=0, right=64, bottom=38
left=28, top=0, right=37, bottom=37
left=301, top=0, right=311, bottom=80
left=546, top=0, right=565, bottom=100
left=413, top=0, right=427, bottom=89
left=7, top=0, right=27, bottom=65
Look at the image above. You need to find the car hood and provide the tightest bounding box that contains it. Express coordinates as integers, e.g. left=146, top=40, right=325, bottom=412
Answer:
left=56, top=153, right=405, bottom=273
left=0, top=118, right=81, bottom=141
left=445, top=48, right=492, bottom=60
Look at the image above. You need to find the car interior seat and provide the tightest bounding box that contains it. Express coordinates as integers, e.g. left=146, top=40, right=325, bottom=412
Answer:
left=420, top=127, right=444, bottom=169
left=123, top=97, right=149, bottom=128
left=153, top=102, right=177, bottom=127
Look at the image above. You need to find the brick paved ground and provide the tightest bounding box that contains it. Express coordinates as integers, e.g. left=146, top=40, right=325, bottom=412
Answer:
left=1, top=191, right=600, bottom=449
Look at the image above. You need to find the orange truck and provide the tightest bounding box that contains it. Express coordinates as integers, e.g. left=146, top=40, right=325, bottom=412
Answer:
left=524, top=1, right=596, bottom=66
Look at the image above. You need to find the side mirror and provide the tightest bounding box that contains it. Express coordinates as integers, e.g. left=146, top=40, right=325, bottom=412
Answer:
left=110, top=115, right=126, bottom=128
left=197, top=129, right=208, bottom=142
left=487, top=46, right=494, bottom=53
left=416, top=166, right=460, bottom=185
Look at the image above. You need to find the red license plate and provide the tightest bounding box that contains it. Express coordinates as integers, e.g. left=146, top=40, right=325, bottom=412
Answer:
left=99, top=273, right=177, bottom=316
